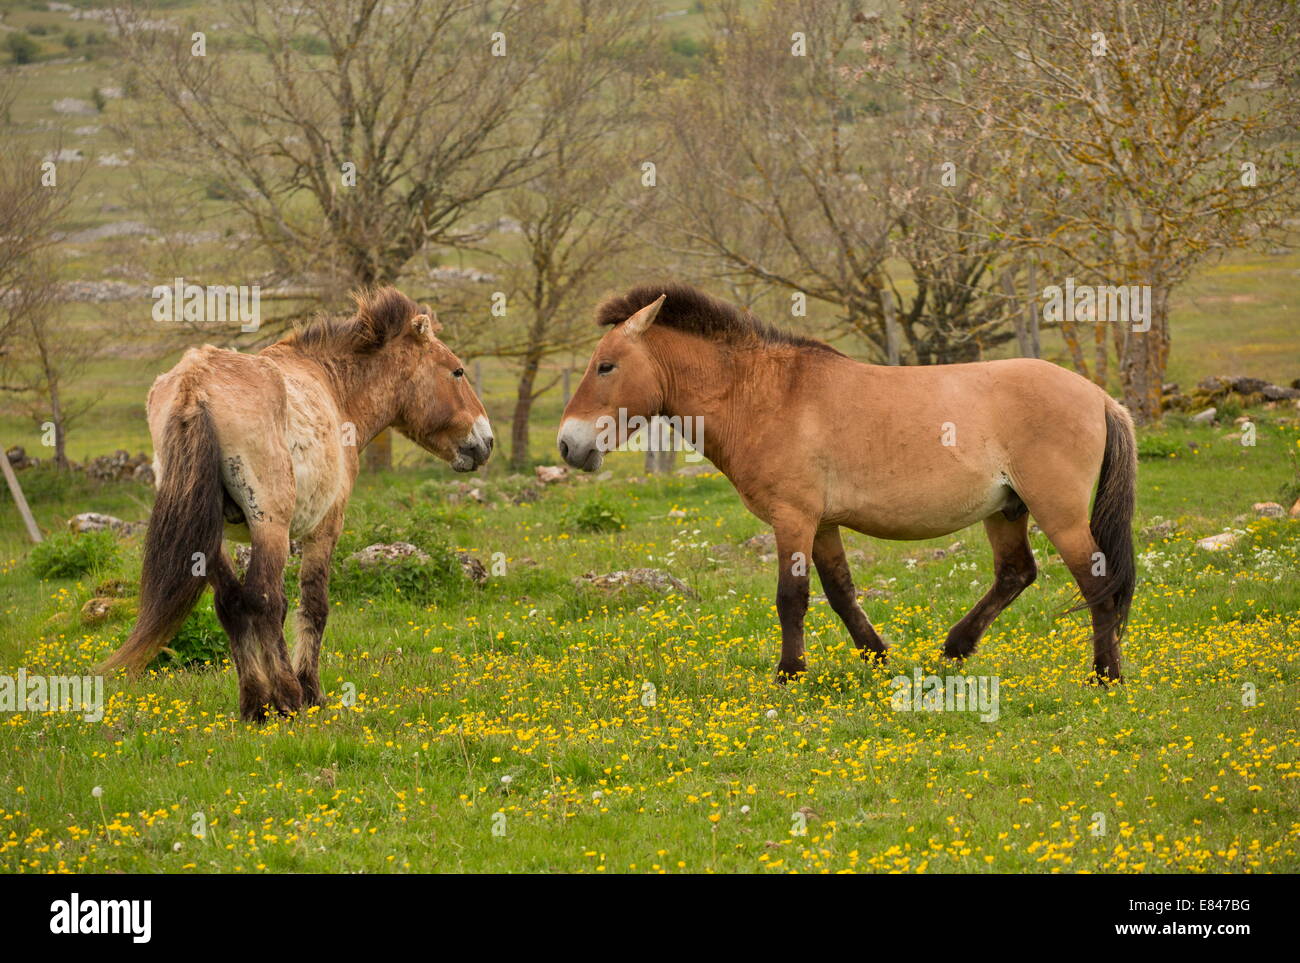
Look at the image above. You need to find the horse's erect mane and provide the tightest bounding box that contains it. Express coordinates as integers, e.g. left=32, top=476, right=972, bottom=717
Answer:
left=286, top=287, right=425, bottom=355
left=595, top=281, right=843, bottom=355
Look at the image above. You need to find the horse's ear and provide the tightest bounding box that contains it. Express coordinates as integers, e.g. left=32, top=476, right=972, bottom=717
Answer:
left=412, top=311, right=442, bottom=341
left=622, top=294, right=666, bottom=339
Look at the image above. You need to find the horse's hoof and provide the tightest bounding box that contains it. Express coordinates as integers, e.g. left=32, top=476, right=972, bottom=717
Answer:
left=240, top=704, right=269, bottom=724
left=298, top=688, right=325, bottom=709
left=1085, top=672, right=1123, bottom=687
left=775, top=662, right=806, bottom=682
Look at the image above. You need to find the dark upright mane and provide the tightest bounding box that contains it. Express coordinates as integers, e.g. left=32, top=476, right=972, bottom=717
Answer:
left=286, top=287, right=425, bottom=355
left=595, top=281, right=842, bottom=355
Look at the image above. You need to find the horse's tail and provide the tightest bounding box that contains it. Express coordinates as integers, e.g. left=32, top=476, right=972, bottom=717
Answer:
left=99, top=395, right=225, bottom=675
left=1087, top=396, right=1138, bottom=640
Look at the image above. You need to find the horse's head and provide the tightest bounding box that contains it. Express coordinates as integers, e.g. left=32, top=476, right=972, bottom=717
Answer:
left=393, top=309, right=493, bottom=472
left=557, top=293, right=665, bottom=472
left=337, top=289, right=491, bottom=471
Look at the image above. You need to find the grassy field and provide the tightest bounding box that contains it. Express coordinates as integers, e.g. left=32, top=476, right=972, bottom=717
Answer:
left=1, top=408, right=1298, bottom=873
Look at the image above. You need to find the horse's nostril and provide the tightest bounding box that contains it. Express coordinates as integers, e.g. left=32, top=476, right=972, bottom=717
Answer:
left=486, top=436, right=494, bottom=453
left=559, top=439, right=569, bottom=460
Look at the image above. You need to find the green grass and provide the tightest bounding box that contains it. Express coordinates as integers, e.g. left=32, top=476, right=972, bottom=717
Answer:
left=0, top=408, right=1297, bottom=873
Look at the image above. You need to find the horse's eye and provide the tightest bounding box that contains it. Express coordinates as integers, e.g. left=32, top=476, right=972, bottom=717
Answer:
left=597, top=361, right=615, bottom=375
left=452, top=368, right=464, bottom=378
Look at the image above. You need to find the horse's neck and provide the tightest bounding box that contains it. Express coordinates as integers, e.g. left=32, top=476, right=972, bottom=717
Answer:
left=652, top=334, right=780, bottom=477
left=277, top=347, right=403, bottom=447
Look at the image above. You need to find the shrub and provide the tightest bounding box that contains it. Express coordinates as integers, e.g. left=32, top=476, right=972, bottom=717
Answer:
left=6, top=32, right=40, bottom=65
left=333, top=542, right=465, bottom=605
left=157, top=599, right=227, bottom=669
left=1137, top=434, right=1181, bottom=461
left=1279, top=450, right=1300, bottom=506
left=567, top=496, right=625, bottom=533
left=29, top=531, right=119, bottom=580
left=205, top=178, right=239, bottom=201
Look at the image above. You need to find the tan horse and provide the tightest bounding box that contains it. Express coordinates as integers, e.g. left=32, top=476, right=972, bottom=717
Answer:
left=559, top=283, right=1136, bottom=682
left=100, top=288, right=494, bottom=720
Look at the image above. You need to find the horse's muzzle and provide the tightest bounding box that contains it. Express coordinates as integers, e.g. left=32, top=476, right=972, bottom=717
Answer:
left=557, top=419, right=604, bottom=472
left=452, top=418, right=494, bottom=472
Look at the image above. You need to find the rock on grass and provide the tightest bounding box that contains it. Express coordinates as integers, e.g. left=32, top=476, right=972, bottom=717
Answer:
left=574, top=568, right=695, bottom=598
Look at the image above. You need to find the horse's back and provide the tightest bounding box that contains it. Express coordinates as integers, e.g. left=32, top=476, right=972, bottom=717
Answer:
left=146, top=346, right=345, bottom=540
left=809, top=356, right=1111, bottom=539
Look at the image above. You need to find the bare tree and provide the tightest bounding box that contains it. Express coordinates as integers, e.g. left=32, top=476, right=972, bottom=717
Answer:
left=115, top=0, right=571, bottom=289
left=2, top=276, right=98, bottom=470
left=657, top=0, right=1026, bottom=363
left=0, top=78, right=85, bottom=469
left=113, top=0, right=573, bottom=467
left=914, top=0, right=1300, bottom=421
left=471, top=0, right=656, bottom=470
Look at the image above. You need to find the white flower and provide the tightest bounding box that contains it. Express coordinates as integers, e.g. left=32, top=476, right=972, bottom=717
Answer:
left=500, top=775, right=512, bottom=785
left=91, top=786, right=103, bottom=798
left=740, top=805, right=751, bottom=815
left=766, top=709, right=778, bottom=720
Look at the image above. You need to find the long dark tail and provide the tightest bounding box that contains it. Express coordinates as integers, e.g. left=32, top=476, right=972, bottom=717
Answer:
left=99, top=399, right=224, bottom=675
left=1088, top=397, right=1137, bottom=639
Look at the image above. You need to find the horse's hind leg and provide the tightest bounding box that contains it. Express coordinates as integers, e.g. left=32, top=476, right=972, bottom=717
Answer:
left=943, top=514, right=1036, bottom=660
left=292, top=506, right=343, bottom=708
left=212, top=524, right=300, bottom=721
left=1043, top=522, right=1122, bottom=682
left=245, top=523, right=300, bottom=716
left=209, top=551, right=273, bottom=720
left=812, top=526, right=887, bottom=664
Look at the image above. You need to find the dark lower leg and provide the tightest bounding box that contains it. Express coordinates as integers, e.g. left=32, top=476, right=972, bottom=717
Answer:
left=235, top=531, right=299, bottom=720
left=1090, top=598, right=1122, bottom=681
left=812, top=528, right=886, bottom=662
left=292, top=516, right=339, bottom=707
left=944, top=516, right=1036, bottom=659
left=293, top=567, right=329, bottom=706
left=211, top=551, right=271, bottom=721
left=1050, top=523, right=1124, bottom=683
left=774, top=521, right=814, bottom=678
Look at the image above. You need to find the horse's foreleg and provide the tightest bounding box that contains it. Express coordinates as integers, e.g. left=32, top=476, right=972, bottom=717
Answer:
left=812, top=526, right=887, bottom=664
left=293, top=507, right=343, bottom=708
left=943, top=514, right=1036, bottom=660
left=773, top=516, right=816, bottom=679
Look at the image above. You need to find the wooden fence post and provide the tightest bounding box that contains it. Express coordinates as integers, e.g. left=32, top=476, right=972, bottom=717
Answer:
left=1, top=451, right=42, bottom=543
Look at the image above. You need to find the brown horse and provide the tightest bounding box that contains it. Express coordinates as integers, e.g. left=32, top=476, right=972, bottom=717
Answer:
left=100, top=288, right=494, bottom=720
left=559, top=282, right=1136, bottom=682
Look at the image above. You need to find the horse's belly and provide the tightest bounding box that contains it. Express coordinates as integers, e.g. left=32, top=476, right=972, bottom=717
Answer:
left=288, top=445, right=342, bottom=538
left=283, top=386, right=345, bottom=538
left=832, top=474, right=1010, bottom=540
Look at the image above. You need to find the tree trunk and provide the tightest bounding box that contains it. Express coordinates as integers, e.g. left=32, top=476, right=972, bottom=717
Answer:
left=49, top=380, right=68, bottom=471
left=510, top=352, right=542, bottom=471
left=1093, top=318, right=1109, bottom=389
left=644, top=418, right=676, bottom=474
left=34, top=329, right=69, bottom=471
left=1120, top=285, right=1170, bottom=425
left=363, top=430, right=393, bottom=472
